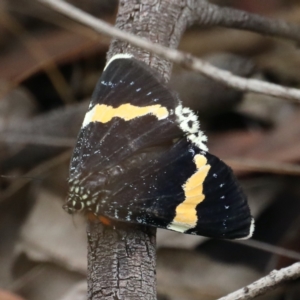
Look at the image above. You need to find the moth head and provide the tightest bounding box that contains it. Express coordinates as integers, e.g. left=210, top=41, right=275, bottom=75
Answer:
left=63, top=178, right=91, bottom=214
left=63, top=195, right=84, bottom=214
left=64, top=177, right=109, bottom=215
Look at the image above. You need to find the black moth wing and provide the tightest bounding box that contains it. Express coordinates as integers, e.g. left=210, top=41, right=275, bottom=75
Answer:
left=186, top=150, right=253, bottom=239
left=70, top=56, right=182, bottom=178
left=67, top=55, right=254, bottom=239
left=99, top=138, right=254, bottom=240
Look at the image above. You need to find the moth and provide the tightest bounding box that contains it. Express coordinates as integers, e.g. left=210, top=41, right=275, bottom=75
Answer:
left=64, top=54, right=254, bottom=240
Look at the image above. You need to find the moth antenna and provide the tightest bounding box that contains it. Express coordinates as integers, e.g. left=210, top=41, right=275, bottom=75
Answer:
left=0, top=174, right=42, bottom=182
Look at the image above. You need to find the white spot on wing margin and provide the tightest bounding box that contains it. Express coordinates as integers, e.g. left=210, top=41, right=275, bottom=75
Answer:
left=104, top=53, right=133, bottom=70
left=167, top=222, right=189, bottom=233
left=82, top=109, right=94, bottom=128
left=87, top=54, right=133, bottom=110
left=175, top=104, right=208, bottom=151
left=235, top=218, right=255, bottom=240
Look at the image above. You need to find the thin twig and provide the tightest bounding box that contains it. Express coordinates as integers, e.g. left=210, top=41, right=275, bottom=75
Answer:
left=0, top=134, right=75, bottom=147
left=7, top=265, right=46, bottom=292
left=226, top=158, right=300, bottom=176
left=217, top=262, right=300, bottom=300
left=38, top=0, right=300, bottom=103
left=193, top=2, right=300, bottom=42
left=0, top=151, right=71, bottom=201
left=234, top=239, right=300, bottom=262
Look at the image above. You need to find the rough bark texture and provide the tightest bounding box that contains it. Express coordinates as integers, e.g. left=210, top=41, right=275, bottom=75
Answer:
left=87, top=1, right=195, bottom=299
left=87, top=222, right=156, bottom=300
left=107, top=0, right=196, bottom=82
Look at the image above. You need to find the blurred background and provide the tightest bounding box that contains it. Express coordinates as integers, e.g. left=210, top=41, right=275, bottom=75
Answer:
left=0, top=0, right=300, bottom=299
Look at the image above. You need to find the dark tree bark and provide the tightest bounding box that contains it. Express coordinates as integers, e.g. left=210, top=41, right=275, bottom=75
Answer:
left=107, top=0, right=197, bottom=82
left=87, top=222, right=157, bottom=300
left=87, top=1, right=196, bottom=299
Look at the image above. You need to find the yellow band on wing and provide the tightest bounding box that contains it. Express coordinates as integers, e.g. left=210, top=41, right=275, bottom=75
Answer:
left=82, top=103, right=169, bottom=127
left=168, top=154, right=211, bottom=232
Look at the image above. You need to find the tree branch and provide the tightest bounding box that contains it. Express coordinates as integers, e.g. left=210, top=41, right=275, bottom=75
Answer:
left=191, top=1, right=300, bottom=43
left=235, top=239, right=300, bottom=262
left=62, top=1, right=193, bottom=299
left=38, top=0, right=300, bottom=102
left=87, top=222, right=156, bottom=300
left=217, top=262, right=300, bottom=300
left=226, top=158, right=300, bottom=176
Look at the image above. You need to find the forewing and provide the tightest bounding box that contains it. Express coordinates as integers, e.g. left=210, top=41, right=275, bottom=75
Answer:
left=70, top=57, right=182, bottom=178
